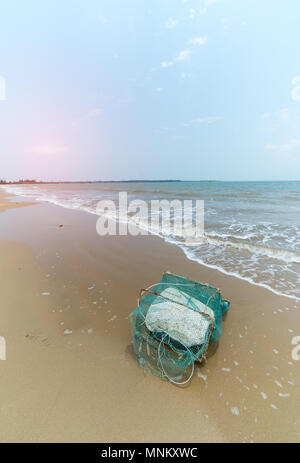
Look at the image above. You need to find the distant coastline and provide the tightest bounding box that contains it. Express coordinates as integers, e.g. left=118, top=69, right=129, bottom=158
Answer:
left=1, top=179, right=299, bottom=185
left=0, top=179, right=220, bottom=185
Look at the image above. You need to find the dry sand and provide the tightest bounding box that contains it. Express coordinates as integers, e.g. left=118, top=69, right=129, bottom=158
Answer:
left=0, top=188, right=299, bottom=442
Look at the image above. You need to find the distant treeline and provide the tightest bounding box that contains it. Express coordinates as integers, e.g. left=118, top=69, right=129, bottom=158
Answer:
left=0, top=179, right=38, bottom=184
left=0, top=179, right=183, bottom=184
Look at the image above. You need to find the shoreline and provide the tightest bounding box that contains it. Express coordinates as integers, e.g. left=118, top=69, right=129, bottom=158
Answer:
left=1, top=185, right=298, bottom=303
left=0, top=189, right=35, bottom=213
left=0, top=189, right=299, bottom=442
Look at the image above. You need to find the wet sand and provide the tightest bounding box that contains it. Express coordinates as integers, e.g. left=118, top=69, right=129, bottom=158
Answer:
left=0, top=188, right=299, bottom=442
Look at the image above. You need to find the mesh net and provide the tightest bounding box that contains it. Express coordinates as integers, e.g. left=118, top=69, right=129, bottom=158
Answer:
left=129, top=272, right=230, bottom=384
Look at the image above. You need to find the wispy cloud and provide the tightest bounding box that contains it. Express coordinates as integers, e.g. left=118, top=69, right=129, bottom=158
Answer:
left=220, top=18, right=229, bottom=30
left=266, top=139, right=300, bottom=152
left=165, top=18, right=178, bottom=29
left=199, top=0, right=218, bottom=15
left=181, top=72, right=192, bottom=79
left=156, top=87, right=164, bottom=92
left=175, top=49, right=192, bottom=62
left=260, top=108, right=289, bottom=123
left=291, top=76, right=300, bottom=101
left=261, top=113, right=271, bottom=120
left=184, top=116, right=223, bottom=127
left=161, top=50, right=192, bottom=68
left=186, top=0, right=217, bottom=18
left=188, top=36, right=208, bottom=46
left=161, top=34, right=207, bottom=70
left=161, top=60, right=174, bottom=68
left=189, top=8, right=196, bottom=19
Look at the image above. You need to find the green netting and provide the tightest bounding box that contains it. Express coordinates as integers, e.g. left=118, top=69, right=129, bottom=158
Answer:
left=129, top=272, right=230, bottom=384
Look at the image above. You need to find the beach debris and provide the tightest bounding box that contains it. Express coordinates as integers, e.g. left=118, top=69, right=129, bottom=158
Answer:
left=41, top=292, right=50, bottom=296
left=145, top=286, right=214, bottom=347
left=231, top=406, right=240, bottom=416
left=63, top=329, right=72, bottom=335
left=129, top=272, right=230, bottom=385
left=275, top=380, right=283, bottom=388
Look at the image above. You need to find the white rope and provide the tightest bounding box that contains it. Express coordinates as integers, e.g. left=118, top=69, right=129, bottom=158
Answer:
left=157, top=333, right=195, bottom=386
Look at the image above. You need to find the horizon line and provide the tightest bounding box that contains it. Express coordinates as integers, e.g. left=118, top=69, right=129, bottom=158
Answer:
left=1, top=179, right=300, bottom=184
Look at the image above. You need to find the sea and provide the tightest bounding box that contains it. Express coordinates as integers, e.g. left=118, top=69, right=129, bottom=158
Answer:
left=2, top=181, right=300, bottom=300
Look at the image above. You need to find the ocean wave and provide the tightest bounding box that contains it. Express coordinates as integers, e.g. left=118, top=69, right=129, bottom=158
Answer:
left=204, top=233, right=300, bottom=264
left=282, top=195, right=300, bottom=201
left=177, top=244, right=300, bottom=301
left=214, top=192, right=255, bottom=198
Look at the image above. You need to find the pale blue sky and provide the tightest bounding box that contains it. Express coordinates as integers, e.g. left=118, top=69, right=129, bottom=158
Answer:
left=0, top=0, right=300, bottom=181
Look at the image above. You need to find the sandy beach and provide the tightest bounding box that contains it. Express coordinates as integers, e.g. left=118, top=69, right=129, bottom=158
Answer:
left=0, top=187, right=299, bottom=443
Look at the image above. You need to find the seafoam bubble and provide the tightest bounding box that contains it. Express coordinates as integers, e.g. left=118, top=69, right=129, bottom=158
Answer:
left=275, top=380, right=283, bottom=389
left=64, top=329, right=72, bottom=335
left=231, top=406, right=240, bottom=416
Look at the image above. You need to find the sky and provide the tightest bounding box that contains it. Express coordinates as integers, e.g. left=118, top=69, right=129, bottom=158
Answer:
left=0, top=0, right=300, bottom=181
